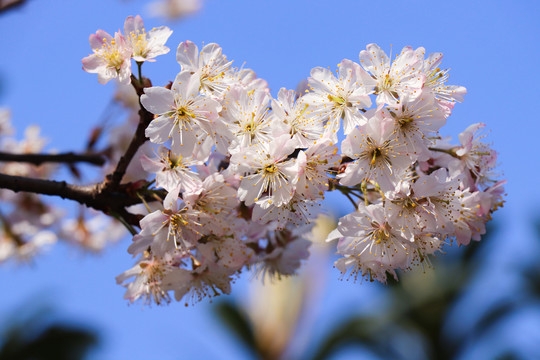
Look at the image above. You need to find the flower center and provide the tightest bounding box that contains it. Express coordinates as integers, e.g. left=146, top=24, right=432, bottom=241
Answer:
left=98, top=38, right=124, bottom=69
left=369, top=221, right=391, bottom=244
left=264, top=164, right=278, bottom=174
left=170, top=213, right=189, bottom=230
left=129, top=30, right=149, bottom=58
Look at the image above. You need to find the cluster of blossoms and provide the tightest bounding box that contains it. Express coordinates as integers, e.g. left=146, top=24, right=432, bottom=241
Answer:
left=83, top=17, right=505, bottom=305
left=82, top=15, right=172, bottom=85
left=0, top=110, right=58, bottom=261
left=0, top=16, right=173, bottom=264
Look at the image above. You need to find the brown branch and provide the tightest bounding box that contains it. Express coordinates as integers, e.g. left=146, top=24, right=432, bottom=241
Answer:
left=0, top=173, right=145, bottom=225
left=0, top=74, right=161, bottom=229
left=101, top=75, right=153, bottom=192
left=0, top=75, right=161, bottom=228
left=0, top=0, right=27, bottom=13
left=0, top=152, right=106, bottom=166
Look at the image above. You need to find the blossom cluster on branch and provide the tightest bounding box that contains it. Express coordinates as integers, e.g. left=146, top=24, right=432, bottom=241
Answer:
left=99, top=15, right=503, bottom=305
left=0, top=14, right=505, bottom=307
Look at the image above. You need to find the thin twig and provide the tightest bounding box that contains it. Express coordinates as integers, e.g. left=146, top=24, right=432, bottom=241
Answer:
left=343, top=192, right=358, bottom=210
left=0, top=152, right=106, bottom=166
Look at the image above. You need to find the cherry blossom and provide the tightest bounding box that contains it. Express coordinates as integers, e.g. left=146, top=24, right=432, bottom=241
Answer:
left=303, top=59, right=375, bottom=139
left=141, top=71, right=222, bottom=155
left=68, top=26, right=508, bottom=305
left=359, top=43, right=425, bottom=105
left=82, top=30, right=132, bottom=84
left=124, top=15, right=172, bottom=62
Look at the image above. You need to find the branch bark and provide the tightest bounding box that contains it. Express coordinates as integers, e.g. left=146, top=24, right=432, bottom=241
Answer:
left=0, top=173, right=145, bottom=225
left=0, top=152, right=106, bottom=166
left=0, top=76, right=157, bottom=228
left=0, top=0, right=27, bottom=14
left=101, top=75, right=153, bottom=192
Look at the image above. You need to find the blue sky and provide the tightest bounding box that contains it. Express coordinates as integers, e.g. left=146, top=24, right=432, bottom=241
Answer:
left=0, top=0, right=539, bottom=359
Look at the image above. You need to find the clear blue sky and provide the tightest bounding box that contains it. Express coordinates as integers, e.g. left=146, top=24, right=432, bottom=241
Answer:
left=0, top=0, right=538, bottom=359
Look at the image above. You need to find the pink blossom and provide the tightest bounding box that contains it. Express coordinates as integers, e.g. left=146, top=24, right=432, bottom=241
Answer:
left=82, top=30, right=132, bottom=84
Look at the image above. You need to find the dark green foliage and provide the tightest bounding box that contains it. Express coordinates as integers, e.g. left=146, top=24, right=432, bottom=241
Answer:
left=0, top=306, right=99, bottom=360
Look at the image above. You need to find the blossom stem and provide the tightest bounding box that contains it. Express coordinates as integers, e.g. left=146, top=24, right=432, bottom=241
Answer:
left=137, top=61, right=143, bottom=86
left=329, top=180, right=365, bottom=209
left=361, top=181, right=369, bottom=206
left=110, top=211, right=138, bottom=235
left=343, top=192, right=358, bottom=210
left=136, top=192, right=152, bottom=213
left=428, top=147, right=458, bottom=158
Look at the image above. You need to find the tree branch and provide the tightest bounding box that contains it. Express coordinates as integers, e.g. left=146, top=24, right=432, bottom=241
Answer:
left=0, top=173, right=145, bottom=225
left=101, top=75, right=153, bottom=192
left=0, top=0, right=27, bottom=14
left=0, top=75, right=160, bottom=228
left=0, top=152, right=106, bottom=166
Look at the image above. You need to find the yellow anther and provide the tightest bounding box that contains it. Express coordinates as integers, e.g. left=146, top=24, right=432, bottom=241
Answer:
left=327, top=94, right=346, bottom=105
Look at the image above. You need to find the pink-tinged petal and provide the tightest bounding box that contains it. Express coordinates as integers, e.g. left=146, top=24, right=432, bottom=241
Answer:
left=392, top=46, right=419, bottom=73
left=237, top=174, right=264, bottom=206
left=145, top=115, right=174, bottom=144
left=141, top=87, right=175, bottom=114
left=425, top=52, right=443, bottom=70
left=339, top=59, right=377, bottom=92
left=171, top=129, right=197, bottom=157
left=140, top=154, right=163, bottom=173
left=340, top=127, right=361, bottom=157
left=127, top=234, right=153, bottom=255
left=123, top=15, right=136, bottom=35
left=177, top=40, right=199, bottom=71
left=117, top=63, right=132, bottom=85
left=93, top=30, right=112, bottom=47
left=139, top=210, right=168, bottom=235
left=155, top=171, right=179, bottom=192
left=376, top=91, right=395, bottom=106
left=269, top=134, right=297, bottom=159
left=113, top=31, right=128, bottom=48
left=359, top=43, right=389, bottom=74
left=97, top=69, right=114, bottom=84
left=89, top=33, right=105, bottom=50
left=342, top=110, right=365, bottom=135
left=163, top=186, right=180, bottom=210
left=162, top=269, right=194, bottom=301
left=200, top=43, right=223, bottom=64
left=445, top=85, right=467, bottom=102
left=172, top=70, right=201, bottom=99
left=81, top=55, right=103, bottom=72
left=348, top=91, right=372, bottom=108
left=149, top=26, right=172, bottom=44
left=309, top=66, right=333, bottom=83
left=134, top=15, right=145, bottom=32
left=146, top=27, right=173, bottom=58
left=270, top=100, right=288, bottom=125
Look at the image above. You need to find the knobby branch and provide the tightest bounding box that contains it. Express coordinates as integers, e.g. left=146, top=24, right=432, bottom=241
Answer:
left=0, top=75, right=155, bottom=227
